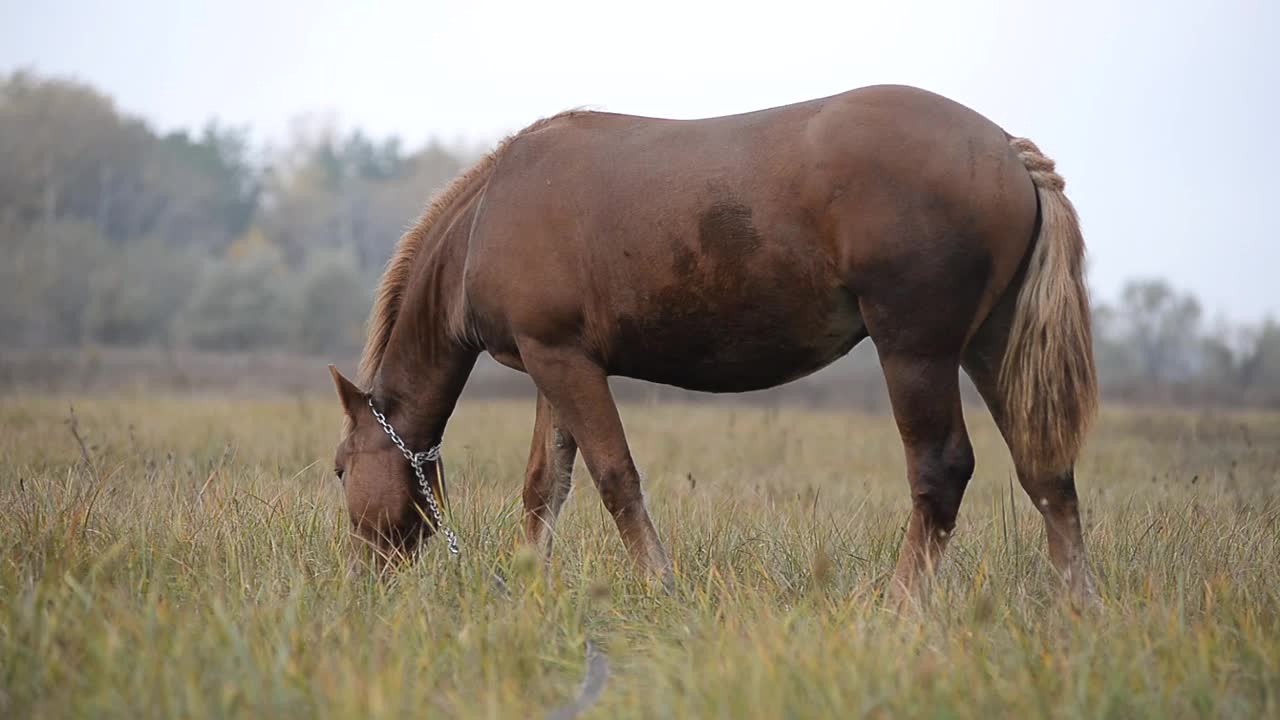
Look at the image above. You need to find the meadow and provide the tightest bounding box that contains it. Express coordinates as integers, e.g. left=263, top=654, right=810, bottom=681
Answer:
left=2, top=393, right=1278, bottom=718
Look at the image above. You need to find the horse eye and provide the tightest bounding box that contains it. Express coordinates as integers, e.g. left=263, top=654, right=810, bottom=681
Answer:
left=334, top=467, right=345, bottom=483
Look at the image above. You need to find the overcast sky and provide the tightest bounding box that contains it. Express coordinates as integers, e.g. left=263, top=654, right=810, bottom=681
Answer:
left=4, top=0, right=1277, bottom=322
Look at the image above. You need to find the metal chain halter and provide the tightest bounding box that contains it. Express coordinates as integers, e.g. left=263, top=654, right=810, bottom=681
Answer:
left=366, top=396, right=460, bottom=555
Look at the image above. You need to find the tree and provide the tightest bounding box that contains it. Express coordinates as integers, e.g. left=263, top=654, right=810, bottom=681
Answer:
left=287, top=247, right=370, bottom=355
left=1114, top=279, right=1204, bottom=384
left=0, top=72, right=258, bottom=252
left=255, top=122, right=467, bottom=269
left=84, top=238, right=201, bottom=345
left=1240, top=318, right=1280, bottom=401
left=179, top=253, right=292, bottom=351
left=0, top=220, right=112, bottom=345
left=0, top=71, right=138, bottom=231
left=153, top=123, right=260, bottom=250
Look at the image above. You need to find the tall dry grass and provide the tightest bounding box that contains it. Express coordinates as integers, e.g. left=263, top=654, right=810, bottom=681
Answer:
left=2, top=395, right=1278, bottom=718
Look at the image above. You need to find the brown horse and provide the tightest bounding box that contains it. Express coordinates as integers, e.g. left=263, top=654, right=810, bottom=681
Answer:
left=328, top=84, right=1099, bottom=604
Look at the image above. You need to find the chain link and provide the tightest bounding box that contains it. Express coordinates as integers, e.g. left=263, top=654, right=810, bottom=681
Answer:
left=367, top=397, right=459, bottom=555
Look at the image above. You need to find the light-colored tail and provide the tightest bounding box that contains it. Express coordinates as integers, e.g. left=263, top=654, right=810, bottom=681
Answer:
left=1000, top=138, right=1098, bottom=477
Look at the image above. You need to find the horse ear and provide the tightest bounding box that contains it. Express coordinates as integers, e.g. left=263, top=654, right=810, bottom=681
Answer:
left=328, top=365, right=364, bottom=419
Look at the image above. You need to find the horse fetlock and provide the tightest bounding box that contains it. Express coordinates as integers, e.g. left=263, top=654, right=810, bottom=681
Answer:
left=910, top=483, right=966, bottom=532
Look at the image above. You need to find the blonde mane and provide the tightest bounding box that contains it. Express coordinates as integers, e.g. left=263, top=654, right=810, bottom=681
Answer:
left=357, top=111, right=586, bottom=388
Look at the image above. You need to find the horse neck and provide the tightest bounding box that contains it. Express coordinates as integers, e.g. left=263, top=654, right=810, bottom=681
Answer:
left=371, top=190, right=482, bottom=448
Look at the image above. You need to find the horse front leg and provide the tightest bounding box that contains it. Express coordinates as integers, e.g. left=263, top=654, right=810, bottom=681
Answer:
left=517, top=339, right=673, bottom=589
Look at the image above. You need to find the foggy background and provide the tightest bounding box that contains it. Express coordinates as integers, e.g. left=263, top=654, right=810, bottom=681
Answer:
left=1, top=0, right=1277, bottom=408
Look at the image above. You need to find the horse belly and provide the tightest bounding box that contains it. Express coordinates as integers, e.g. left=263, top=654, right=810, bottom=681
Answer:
left=608, top=279, right=865, bottom=393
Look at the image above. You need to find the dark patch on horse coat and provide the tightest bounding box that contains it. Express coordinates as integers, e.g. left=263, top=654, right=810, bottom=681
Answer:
left=698, top=201, right=765, bottom=262
left=604, top=200, right=866, bottom=392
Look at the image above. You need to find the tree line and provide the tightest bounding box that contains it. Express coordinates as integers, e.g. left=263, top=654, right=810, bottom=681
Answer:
left=1, top=70, right=468, bottom=356
left=1, top=71, right=1277, bottom=406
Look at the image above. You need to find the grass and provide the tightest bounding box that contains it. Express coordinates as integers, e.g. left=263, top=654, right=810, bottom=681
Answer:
left=2, top=393, right=1279, bottom=718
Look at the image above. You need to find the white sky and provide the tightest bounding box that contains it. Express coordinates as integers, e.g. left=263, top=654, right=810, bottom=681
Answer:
left=3, top=0, right=1278, bottom=322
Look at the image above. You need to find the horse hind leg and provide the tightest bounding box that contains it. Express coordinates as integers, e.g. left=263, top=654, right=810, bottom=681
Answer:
left=963, top=293, right=1099, bottom=606
left=877, top=351, right=976, bottom=606
left=961, top=135, right=1101, bottom=606
left=523, top=391, right=579, bottom=558
left=853, top=229, right=987, bottom=605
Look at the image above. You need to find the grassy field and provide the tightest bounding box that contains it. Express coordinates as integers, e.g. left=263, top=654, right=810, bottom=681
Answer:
left=2, top=394, right=1279, bottom=718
